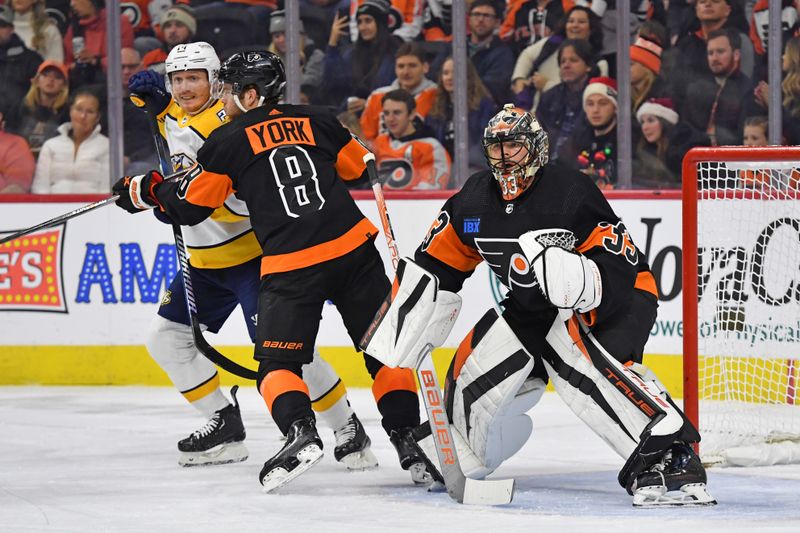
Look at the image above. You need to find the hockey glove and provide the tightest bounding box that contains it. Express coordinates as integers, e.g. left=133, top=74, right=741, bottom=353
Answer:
left=112, top=170, right=165, bottom=214
left=519, top=230, right=602, bottom=314
left=128, top=70, right=171, bottom=114
left=533, top=247, right=602, bottom=313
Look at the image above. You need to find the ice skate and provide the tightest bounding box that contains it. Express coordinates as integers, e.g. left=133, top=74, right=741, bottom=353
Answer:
left=178, top=386, right=248, bottom=467
left=390, top=426, right=441, bottom=486
left=260, top=416, right=323, bottom=493
left=630, top=443, right=716, bottom=507
left=334, top=413, right=379, bottom=470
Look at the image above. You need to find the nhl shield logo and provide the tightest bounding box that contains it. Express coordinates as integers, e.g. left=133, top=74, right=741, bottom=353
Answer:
left=505, top=203, right=514, bottom=214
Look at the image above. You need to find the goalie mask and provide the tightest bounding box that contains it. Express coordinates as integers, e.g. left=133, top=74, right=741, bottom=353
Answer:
left=482, top=104, right=549, bottom=201
left=215, top=50, right=286, bottom=113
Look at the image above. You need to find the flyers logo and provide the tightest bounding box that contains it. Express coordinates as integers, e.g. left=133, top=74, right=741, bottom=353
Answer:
left=474, top=238, right=537, bottom=289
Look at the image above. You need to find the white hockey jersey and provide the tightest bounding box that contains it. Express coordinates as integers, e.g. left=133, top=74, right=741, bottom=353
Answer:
left=157, top=99, right=261, bottom=269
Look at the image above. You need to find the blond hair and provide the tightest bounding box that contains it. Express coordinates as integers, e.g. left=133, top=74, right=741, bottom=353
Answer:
left=783, top=37, right=800, bottom=118
left=632, top=68, right=656, bottom=112
left=23, top=73, right=69, bottom=113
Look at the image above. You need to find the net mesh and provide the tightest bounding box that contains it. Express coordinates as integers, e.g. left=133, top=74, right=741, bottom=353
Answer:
left=695, top=159, right=800, bottom=463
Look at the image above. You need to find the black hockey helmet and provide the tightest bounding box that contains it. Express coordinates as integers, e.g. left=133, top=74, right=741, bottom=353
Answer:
left=217, top=50, right=286, bottom=106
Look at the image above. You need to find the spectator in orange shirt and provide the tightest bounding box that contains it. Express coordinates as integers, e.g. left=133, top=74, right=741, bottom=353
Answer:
left=0, top=101, right=36, bottom=194
left=373, top=88, right=450, bottom=189
left=359, top=42, right=437, bottom=143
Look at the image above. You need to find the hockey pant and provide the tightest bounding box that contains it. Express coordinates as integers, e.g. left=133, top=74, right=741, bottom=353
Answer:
left=146, top=315, right=352, bottom=431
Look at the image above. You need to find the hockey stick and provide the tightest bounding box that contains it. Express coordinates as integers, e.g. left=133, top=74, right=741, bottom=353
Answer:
left=362, top=153, right=514, bottom=505
left=137, top=93, right=259, bottom=380
left=0, top=169, right=189, bottom=246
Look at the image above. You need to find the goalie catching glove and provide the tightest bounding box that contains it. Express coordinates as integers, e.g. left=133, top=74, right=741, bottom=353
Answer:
left=112, top=170, right=165, bottom=214
left=360, top=258, right=462, bottom=369
left=519, top=229, right=602, bottom=313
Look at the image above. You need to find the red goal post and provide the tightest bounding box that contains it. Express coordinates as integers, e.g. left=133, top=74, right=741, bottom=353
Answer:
left=682, top=146, right=800, bottom=466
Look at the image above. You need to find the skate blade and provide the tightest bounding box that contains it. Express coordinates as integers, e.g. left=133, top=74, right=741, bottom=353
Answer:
left=339, top=448, right=379, bottom=471
left=261, top=444, right=323, bottom=494
left=179, top=441, right=248, bottom=467
left=632, top=483, right=717, bottom=507
left=408, top=462, right=434, bottom=486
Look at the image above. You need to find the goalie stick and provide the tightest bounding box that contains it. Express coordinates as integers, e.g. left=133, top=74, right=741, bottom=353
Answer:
left=135, top=93, right=258, bottom=380
left=362, top=152, right=515, bottom=505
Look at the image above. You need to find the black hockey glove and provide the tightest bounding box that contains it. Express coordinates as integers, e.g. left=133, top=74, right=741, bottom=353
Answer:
left=112, top=170, right=165, bottom=214
left=128, top=70, right=171, bottom=114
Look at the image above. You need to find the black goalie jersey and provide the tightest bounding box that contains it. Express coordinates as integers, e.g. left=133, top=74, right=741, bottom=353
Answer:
left=153, top=104, right=378, bottom=276
left=414, top=161, right=659, bottom=326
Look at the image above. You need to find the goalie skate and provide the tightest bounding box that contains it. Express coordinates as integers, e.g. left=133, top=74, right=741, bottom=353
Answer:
left=178, top=386, right=248, bottom=467
left=390, top=427, right=442, bottom=486
left=630, top=443, right=716, bottom=507
left=334, top=413, right=378, bottom=470
left=260, top=417, right=323, bottom=493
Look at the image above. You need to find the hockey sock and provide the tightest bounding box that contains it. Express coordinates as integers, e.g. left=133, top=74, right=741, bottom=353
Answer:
left=371, top=366, right=420, bottom=434
left=180, top=372, right=230, bottom=417
left=311, top=379, right=353, bottom=431
left=259, top=368, right=313, bottom=435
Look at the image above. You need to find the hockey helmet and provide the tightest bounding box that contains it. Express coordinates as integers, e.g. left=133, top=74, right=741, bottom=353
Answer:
left=164, top=41, right=220, bottom=94
left=482, top=104, right=549, bottom=201
left=216, top=50, right=286, bottom=111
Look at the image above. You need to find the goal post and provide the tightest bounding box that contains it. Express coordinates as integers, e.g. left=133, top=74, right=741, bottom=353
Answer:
left=682, top=146, right=800, bottom=467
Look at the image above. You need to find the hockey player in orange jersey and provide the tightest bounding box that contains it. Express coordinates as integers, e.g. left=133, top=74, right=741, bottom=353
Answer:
left=111, top=50, right=437, bottom=493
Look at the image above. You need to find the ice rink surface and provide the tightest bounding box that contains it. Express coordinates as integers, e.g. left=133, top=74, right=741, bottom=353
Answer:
left=1, top=386, right=799, bottom=533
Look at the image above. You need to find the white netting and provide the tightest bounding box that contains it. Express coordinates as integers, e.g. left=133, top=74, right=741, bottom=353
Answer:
left=695, top=159, right=800, bottom=465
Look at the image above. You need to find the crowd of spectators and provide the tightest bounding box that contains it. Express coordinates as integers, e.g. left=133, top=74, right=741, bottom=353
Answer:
left=1, top=0, right=799, bottom=194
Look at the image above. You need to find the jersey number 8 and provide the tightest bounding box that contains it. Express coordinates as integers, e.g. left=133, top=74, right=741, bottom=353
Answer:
left=269, top=146, right=325, bottom=218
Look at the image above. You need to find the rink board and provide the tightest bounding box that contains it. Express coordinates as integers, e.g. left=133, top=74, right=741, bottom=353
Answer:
left=1, top=192, right=687, bottom=388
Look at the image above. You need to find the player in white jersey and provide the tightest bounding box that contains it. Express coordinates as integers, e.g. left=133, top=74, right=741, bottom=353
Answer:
left=120, top=42, right=377, bottom=469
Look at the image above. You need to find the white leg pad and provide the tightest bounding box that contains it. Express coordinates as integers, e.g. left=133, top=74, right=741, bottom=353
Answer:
left=446, top=310, right=543, bottom=477
left=543, top=316, right=685, bottom=460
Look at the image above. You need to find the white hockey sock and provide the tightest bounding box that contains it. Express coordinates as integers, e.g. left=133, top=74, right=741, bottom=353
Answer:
left=304, top=350, right=353, bottom=431
left=146, top=315, right=230, bottom=417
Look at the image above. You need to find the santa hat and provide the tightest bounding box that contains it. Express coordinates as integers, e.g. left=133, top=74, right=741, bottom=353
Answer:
left=636, top=97, right=679, bottom=125
left=583, top=77, right=618, bottom=108
left=630, top=37, right=662, bottom=75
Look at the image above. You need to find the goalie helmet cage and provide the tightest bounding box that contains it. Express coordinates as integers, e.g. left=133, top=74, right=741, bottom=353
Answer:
left=682, top=146, right=800, bottom=467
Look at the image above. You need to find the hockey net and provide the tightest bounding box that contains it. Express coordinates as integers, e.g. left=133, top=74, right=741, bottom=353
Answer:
left=683, top=146, right=800, bottom=467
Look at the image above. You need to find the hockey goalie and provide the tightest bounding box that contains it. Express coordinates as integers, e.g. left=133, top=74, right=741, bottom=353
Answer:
left=362, top=105, right=716, bottom=507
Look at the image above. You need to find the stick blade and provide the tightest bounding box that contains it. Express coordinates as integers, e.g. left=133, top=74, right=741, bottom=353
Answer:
left=462, top=477, right=515, bottom=506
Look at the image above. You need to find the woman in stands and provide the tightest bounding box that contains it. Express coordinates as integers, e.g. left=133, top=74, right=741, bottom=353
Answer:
left=323, top=0, right=400, bottom=110
left=15, top=60, right=70, bottom=159
left=754, top=35, right=800, bottom=144
left=510, top=5, right=605, bottom=111
left=632, top=98, right=708, bottom=189
left=425, top=56, right=496, bottom=179
left=9, top=0, right=64, bottom=62
left=31, top=87, right=109, bottom=193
